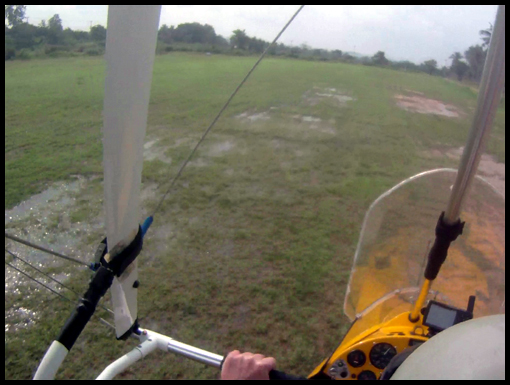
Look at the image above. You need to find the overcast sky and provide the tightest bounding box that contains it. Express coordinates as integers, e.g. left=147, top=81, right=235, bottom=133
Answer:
left=25, top=5, right=498, bottom=65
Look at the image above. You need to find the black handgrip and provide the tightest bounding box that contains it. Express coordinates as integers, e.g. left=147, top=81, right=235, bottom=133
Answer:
left=269, top=369, right=307, bottom=380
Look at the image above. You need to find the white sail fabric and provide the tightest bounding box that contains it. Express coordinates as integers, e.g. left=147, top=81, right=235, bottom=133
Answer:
left=102, top=5, right=161, bottom=338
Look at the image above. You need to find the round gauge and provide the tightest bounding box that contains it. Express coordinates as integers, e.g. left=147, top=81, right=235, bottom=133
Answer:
left=357, top=370, right=377, bottom=380
left=369, top=343, right=397, bottom=369
left=347, top=349, right=366, bottom=368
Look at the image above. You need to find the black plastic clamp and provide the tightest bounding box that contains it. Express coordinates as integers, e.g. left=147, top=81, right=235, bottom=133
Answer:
left=424, top=212, right=465, bottom=281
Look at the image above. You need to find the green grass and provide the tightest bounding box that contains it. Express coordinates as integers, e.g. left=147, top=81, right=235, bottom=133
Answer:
left=5, top=52, right=505, bottom=380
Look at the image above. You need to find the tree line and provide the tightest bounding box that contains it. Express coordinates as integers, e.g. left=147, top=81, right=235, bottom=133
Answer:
left=5, top=5, right=107, bottom=59
left=5, top=5, right=493, bottom=83
left=367, top=22, right=491, bottom=84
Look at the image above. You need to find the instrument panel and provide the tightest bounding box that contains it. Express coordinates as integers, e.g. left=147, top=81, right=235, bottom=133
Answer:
left=325, top=336, right=427, bottom=380
left=368, top=343, right=397, bottom=369
left=312, top=311, right=430, bottom=380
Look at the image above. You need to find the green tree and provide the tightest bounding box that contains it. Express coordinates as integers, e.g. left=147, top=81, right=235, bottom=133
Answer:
left=331, top=49, right=342, bottom=59
left=158, top=24, right=174, bottom=44
left=172, top=22, right=216, bottom=44
left=71, top=29, right=89, bottom=42
left=48, top=14, right=63, bottom=31
left=5, top=5, right=26, bottom=27
left=391, top=60, right=421, bottom=73
left=423, top=59, right=438, bottom=75
left=454, top=61, right=469, bottom=82
left=214, top=35, right=229, bottom=47
left=47, top=14, right=63, bottom=44
left=342, top=53, right=355, bottom=63
left=440, top=66, right=449, bottom=78
left=90, top=24, right=107, bottom=42
left=479, top=23, right=493, bottom=48
left=464, top=45, right=486, bottom=82
left=8, top=22, right=39, bottom=49
left=450, top=53, right=469, bottom=82
left=449, top=52, right=462, bottom=66
left=372, top=51, right=389, bottom=66
left=230, top=29, right=249, bottom=50
left=247, top=37, right=266, bottom=54
left=5, top=28, right=16, bottom=59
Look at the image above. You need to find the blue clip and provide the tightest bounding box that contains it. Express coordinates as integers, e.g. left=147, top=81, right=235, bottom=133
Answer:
left=90, top=262, right=99, bottom=271
left=141, top=216, right=154, bottom=238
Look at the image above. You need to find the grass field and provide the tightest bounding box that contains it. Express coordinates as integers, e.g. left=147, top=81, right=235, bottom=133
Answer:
left=5, top=52, right=505, bottom=380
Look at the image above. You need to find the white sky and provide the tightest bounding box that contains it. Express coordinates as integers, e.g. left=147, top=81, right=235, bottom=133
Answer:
left=25, top=5, right=498, bottom=65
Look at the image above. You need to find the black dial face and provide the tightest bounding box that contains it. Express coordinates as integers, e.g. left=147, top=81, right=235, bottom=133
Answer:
left=357, top=370, right=377, bottom=380
left=347, top=349, right=366, bottom=368
left=369, top=343, right=397, bottom=369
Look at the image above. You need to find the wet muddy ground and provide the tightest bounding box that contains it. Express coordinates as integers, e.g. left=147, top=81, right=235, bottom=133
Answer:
left=5, top=85, right=504, bottom=336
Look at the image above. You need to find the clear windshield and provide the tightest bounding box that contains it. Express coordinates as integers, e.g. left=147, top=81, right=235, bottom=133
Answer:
left=343, top=169, right=505, bottom=324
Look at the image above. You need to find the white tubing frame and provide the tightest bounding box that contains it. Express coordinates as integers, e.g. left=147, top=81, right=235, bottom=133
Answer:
left=96, top=329, right=223, bottom=380
left=33, top=341, right=69, bottom=380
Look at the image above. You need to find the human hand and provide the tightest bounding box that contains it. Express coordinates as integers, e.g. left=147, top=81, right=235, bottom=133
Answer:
left=221, top=350, right=276, bottom=380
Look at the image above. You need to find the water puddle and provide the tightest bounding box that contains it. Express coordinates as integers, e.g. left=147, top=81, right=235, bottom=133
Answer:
left=207, top=140, right=235, bottom=157
left=5, top=180, right=81, bottom=223
left=5, top=177, right=101, bottom=333
left=144, top=139, right=172, bottom=164
left=5, top=306, right=40, bottom=334
left=236, top=111, right=271, bottom=122
left=303, top=87, right=356, bottom=106
left=290, top=115, right=336, bottom=135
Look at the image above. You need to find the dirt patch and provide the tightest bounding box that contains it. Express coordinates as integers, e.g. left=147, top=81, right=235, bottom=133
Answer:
left=395, top=94, right=461, bottom=118
left=404, top=89, right=425, bottom=96
left=144, top=139, right=172, bottom=164
left=423, top=147, right=505, bottom=197
left=446, top=147, right=505, bottom=196
left=303, top=87, right=356, bottom=107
